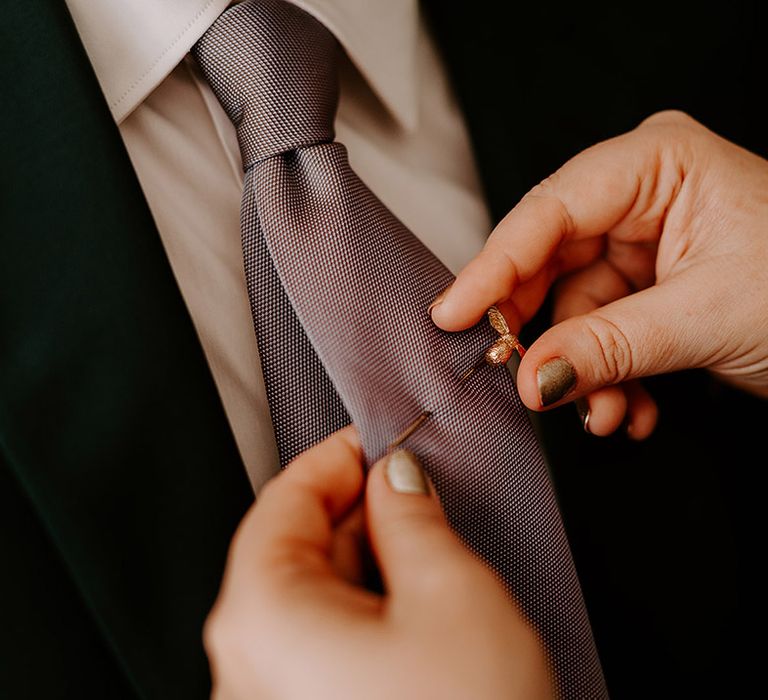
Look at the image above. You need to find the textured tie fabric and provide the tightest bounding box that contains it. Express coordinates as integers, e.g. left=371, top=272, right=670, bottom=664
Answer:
left=193, top=1, right=607, bottom=696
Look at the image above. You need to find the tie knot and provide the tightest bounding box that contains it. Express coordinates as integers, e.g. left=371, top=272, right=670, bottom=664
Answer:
left=193, top=0, right=339, bottom=168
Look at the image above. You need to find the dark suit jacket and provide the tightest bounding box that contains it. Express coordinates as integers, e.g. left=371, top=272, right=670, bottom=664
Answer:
left=1, top=1, right=765, bottom=697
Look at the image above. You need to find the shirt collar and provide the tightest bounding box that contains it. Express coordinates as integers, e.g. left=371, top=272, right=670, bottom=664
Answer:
left=65, top=0, right=419, bottom=130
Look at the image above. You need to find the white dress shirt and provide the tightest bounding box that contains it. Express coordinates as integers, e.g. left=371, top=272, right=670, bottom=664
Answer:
left=65, top=0, right=492, bottom=490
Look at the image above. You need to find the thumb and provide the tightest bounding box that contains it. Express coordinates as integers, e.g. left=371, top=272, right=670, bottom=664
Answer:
left=365, top=450, right=482, bottom=598
left=518, top=274, right=720, bottom=409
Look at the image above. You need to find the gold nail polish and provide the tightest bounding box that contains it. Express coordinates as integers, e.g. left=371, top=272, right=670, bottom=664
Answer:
left=385, top=450, right=429, bottom=495
left=537, top=357, right=577, bottom=407
left=575, top=398, right=591, bottom=434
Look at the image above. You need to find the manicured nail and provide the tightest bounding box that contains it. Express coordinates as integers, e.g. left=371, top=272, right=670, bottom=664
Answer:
left=385, top=449, right=429, bottom=495
left=537, top=356, right=577, bottom=407
left=575, top=397, right=591, bottom=434
left=427, top=286, right=451, bottom=317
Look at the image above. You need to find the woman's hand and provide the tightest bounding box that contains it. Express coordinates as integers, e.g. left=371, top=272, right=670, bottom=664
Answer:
left=205, top=426, right=553, bottom=700
left=430, top=111, right=768, bottom=438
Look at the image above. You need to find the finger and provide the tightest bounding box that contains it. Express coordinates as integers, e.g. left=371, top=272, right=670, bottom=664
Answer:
left=624, top=381, right=659, bottom=440
left=518, top=272, right=715, bottom=409
left=431, top=126, right=680, bottom=331
left=204, top=429, right=376, bottom=690
left=576, top=382, right=658, bottom=438
left=479, top=239, right=605, bottom=333
left=365, top=450, right=487, bottom=600
left=550, top=265, right=659, bottom=435
left=555, top=237, right=605, bottom=276
left=330, top=502, right=367, bottom=585
left=241, top=426, right=364, bottom=577
left=552, top=259, right=632, bottom=325
left=550, top=263, right=631, bottom=431
left=576, top=386, right=628, bottom=436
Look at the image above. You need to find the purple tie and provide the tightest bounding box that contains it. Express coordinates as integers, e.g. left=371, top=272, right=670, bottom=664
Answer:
left=193, top=1, right=607, bottom=696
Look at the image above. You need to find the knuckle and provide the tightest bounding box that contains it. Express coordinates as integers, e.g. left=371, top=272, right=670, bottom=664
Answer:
left=227, top=519, right=257, bottom=565
left=525, top=175, right=576, bottom=236
left=582, top=314, right=635, bottom=384
left=638, top=111, right=703, bottom=160
left=203, top=602, right=266, bottom=685
left=202, top=605, right=230, bottom=660
left=640, top=109, right=696, bottom=129
left=531, top=173, right=557, bottom=195
left=254, top=475, right=281, bottom=505
left=528, top=174, right=560, bottom=205
left=484, top=241, right=522, bottom=291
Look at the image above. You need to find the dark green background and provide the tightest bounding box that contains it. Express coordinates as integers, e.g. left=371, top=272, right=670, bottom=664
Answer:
left=0, top=1, right=252, bottom=697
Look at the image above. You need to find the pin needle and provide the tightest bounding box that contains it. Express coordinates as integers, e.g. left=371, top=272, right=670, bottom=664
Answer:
left=457, top=355, right=487, bottom=384
left=388, top=410, right=432, bottom=451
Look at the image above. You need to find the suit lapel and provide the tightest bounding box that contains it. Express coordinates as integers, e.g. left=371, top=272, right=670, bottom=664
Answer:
left=0, top=2, right=252, bottom=697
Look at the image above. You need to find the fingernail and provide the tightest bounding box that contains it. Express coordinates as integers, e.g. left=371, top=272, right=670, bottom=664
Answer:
left=537, top=356, right=577, bottom=407
left=385, top=449, right=429, bottom=495
left=427, top=286, right=451, bottom=317
left=575, top=397, right=591, bottom=434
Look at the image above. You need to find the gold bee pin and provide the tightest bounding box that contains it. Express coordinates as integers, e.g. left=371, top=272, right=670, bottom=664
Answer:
left=485, top=306, right=525, bottom=364
left=458, top=306, right=525, bottom=383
